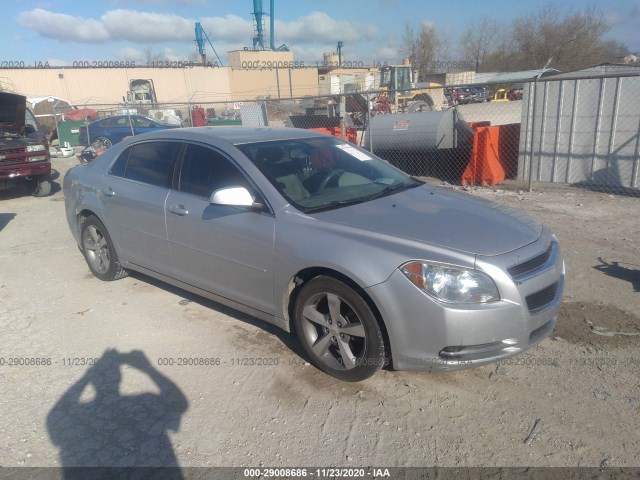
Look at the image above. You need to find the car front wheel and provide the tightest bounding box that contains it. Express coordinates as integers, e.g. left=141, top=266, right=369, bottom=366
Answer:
left=294, top=276, right=386, bottom=382
left=80, top=215, right=128, bottom=281
left=32, top=176, right=52, bottom=197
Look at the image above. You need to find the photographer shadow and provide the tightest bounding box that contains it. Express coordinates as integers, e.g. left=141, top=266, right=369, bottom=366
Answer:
left=47, top=349, right=188, bottom=479
left=594, top=257, right=640, bottom=292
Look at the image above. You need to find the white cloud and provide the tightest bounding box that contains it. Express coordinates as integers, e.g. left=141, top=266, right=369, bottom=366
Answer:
left=111, top=0, right=205, bottom=4
left=274, top=11, right=377, bottom=44
left=200, top=15, right=254, bottom=43
left=17, top=7, right=379, bottom=57
left=116, top=47, right=145, bottom=62
left=101, top=9, right=194, bottom=42
left=17, top=8, right=110, bottom=43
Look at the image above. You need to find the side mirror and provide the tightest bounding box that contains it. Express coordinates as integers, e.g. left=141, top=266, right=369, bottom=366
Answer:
left=210, top=187, right=265, bottom=211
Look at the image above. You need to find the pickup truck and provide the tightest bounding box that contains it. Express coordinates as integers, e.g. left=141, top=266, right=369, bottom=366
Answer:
left=0, top=92, right=52, bottom=196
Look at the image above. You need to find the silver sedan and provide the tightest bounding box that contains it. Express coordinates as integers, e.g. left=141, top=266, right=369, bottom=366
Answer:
left=63, top=127, right=564, bottom=381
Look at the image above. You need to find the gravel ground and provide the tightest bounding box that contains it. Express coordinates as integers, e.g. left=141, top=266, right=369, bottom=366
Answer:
left=0, top=156, right=639, bottom=469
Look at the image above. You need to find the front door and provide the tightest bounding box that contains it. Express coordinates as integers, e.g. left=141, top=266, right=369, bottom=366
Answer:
left=165, top=143, right=275, bottom=314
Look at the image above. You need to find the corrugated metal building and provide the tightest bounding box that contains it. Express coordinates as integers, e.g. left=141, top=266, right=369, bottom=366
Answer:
left=518, top=66, right=640, bottom=189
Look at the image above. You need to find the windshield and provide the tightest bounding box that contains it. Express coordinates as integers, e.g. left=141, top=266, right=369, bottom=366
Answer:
left=236, top=136, right=421, bottom=213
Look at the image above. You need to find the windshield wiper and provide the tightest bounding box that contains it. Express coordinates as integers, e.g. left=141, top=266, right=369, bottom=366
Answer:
left=304, top=198, right=368, bottom=213
left=365, top=182, right=418, bottom=201
left=304, top=182, right=419, bottom=213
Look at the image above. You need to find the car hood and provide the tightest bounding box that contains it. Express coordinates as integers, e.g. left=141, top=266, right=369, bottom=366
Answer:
left=312, top=185, right=542, bottom=256
left=0, top=92, right=26, bottom=134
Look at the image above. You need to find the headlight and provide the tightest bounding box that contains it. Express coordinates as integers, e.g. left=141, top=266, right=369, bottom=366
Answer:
left=400, top=261, right=500, bottom=304
left=27, top=144, right=46, bottom=152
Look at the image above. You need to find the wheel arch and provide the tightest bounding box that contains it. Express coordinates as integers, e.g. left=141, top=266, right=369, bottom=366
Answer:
left=76, top=208, right=102, bottom=249
left=284, top=267, right=393, bottom=366
left=412, top=93, right=434, bottom=106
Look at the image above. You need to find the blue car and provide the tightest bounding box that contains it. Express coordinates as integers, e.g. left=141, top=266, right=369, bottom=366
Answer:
left=78, top=115, right=180, bottom=147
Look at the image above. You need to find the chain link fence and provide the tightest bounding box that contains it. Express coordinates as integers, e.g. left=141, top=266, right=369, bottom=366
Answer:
left=51, top=72, right=640, bottom=197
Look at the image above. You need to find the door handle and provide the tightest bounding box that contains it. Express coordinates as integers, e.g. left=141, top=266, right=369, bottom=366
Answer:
left=102, top=187, right=115, bottom=197
left=168, top=205, right=189, bottom=216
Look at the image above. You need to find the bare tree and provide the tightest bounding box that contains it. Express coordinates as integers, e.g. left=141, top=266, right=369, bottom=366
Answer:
left=508, top=4, right=624, bottom=71
left=403, top=22, right=442, bottom=80
left=460, top=17, right=500, bottom=72
left=143, top=46, right=162, bottom=65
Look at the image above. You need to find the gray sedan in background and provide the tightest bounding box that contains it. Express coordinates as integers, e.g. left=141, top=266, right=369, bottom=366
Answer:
left=63, top=127, right=564, bottom=381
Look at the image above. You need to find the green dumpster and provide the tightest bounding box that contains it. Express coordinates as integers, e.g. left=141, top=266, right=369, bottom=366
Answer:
left=57, top=120, right=89, bottom=148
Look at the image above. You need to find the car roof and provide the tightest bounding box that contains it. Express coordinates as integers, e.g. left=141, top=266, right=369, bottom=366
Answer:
left=138, top=126, right=332, bottom=145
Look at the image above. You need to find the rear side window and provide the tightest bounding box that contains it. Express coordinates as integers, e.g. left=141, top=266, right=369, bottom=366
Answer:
left=110, top=142, right=181, bottom=188
left=178, top=144, right=249, bottom=198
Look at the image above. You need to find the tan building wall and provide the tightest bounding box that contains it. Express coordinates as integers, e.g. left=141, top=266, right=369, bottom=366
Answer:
left=227, top=67, right=319, bottom=100
left=227, top=50, right=295, bottom=69
left=0, top=65, right=319, bottom=105
left=0, top=67, right=231, bottom=105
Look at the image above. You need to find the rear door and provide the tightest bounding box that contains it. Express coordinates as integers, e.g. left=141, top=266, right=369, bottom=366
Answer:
left=165, top=142, right=275, bottom=314
left=101, top=141, right=182, bottom=275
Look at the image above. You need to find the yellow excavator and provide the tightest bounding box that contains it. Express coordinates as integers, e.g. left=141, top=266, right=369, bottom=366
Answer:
left=376, top=64, right=444, bottom=113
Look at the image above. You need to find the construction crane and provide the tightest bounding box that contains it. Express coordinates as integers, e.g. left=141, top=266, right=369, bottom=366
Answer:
left=194, top=22, right=224, bottom=66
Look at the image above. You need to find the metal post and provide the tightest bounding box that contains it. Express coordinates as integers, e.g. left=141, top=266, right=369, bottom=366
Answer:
left=632, top=112, right=640, bottom=189
left=52, top=101, right=61, bottom=152
left=565, top=79, right=580, bottom=183
left=340, top=94, right=346, bottom=140
left=126, top=103, right=134, bottom=137
left=605, top=77, right=621, bottom=186
left=366, top=91, right=373, bottom=152
left=551, top=80, right=565, bottom=182
left=85, top=102, right=91, bottom=146
left=536, top=82, right=549, bottom=182
left=591, top=78, right=606, bottom=180
left=527, top=78, right=538, bottom=192
left=276, top=68, right=281, bottom=99
left=288, top=68, right=293, bottom=98
left=393, top=69, right=398, bottom=113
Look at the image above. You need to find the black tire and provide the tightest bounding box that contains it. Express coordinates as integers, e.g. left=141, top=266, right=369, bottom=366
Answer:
left=32, top=177, right=52, bottom=197
left=96, top=137, right=112, bottom=148
left=80, top=215, right=128, bottom=281
left=294, top=276, right=386, bottom=382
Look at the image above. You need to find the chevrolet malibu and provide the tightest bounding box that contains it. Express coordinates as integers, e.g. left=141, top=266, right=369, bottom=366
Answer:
left=63, top=127, right=564, bottom=381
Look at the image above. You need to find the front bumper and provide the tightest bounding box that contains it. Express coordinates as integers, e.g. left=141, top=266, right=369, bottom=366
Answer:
left=366, top=234, right=564, bottom=372
left=0, top=160, right=51, bottom=181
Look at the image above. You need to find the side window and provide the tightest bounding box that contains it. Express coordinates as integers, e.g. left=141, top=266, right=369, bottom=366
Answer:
left=113, top=142, right=180, bottom=187
left=109, top=147, right=130, bottom=178
left=25, top=110, right=39, bottom=130
left=133, top=117, right=153, bottom=128
left=179, top=144, right=248, bottom=198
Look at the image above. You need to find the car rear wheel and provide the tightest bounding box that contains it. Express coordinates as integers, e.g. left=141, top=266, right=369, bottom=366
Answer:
left=294, top=276, right=386, bottom=381
left=80, top=216, right=128, bottom=281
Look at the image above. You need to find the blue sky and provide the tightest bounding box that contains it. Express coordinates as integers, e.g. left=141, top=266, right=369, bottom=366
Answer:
left=3, top=0, right=639, bottom=67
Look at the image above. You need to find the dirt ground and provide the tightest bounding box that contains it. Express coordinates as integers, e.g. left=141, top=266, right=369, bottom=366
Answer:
left=0, top=156, right=639, bottom=470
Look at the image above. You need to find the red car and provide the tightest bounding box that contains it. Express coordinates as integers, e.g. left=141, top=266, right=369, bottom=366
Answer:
left=0, top=92, right=52, bottom=196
